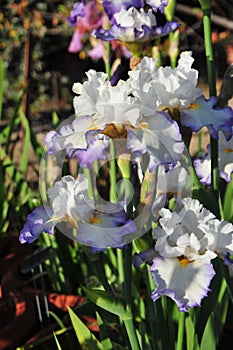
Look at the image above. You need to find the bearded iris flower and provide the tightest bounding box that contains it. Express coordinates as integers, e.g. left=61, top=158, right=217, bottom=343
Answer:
left=46, top=67, right=184, bottom=173
left=128, top=51, right=233, bottom=138
left=96, top=0, right=177, bottom=50
left=150, top=255, right=216, bottom=312
left=94, top=6, right=179, bottom=48
left=20, top=175, right=137, bottom=250
left=149, top=197, right=233, bottom=311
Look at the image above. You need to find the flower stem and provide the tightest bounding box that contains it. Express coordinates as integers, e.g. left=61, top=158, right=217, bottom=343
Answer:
left=117, top=248, right=124, bottom=286
left=109, top=140, right=118, bottom=203
left=123, top=243, right=133, bottom=306
left=202, top=9, right=216, bottom=97
left=122, top=244, right=142, bottom=348
left=202, top=7, right=219, bottom=197
left=95, top=253, right=115, bottom=297
left=105, top=41, right=111, bottom=80
left=119, top=161, right=141, bottom=349
left=177, top=312, right=186, bottom=350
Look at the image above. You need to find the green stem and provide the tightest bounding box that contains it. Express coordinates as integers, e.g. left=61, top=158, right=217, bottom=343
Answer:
left=177, top=312, right=186, bottom=350
left=202, top=9, right=216, bottom=97
left=211, top=138, right=219, bottom=193
left=202, top=7, right=219, bottom=196
left=123, top=243, right=133, bottom=306
left=117, top=248, right=124, bottom=286
left=121, top=160, right=133, bottom=305
left=122, top=245, right=141, bottom=348
left=109, top=140, right=118, bottom=203
left=124, top=315, right=141, bottom=350
left=83, top=167, right=95, bottom=199
left=94, top=254, right=115, bottom=297
left=105, top=41, right=111, bottom=80
left=145, top=265, right=163, bottom=349
left=120, top=161, right=141, bottom=349
left=198, top=129, right=203, bottom=156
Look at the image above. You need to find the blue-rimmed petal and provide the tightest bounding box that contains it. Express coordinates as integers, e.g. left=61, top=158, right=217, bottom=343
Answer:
left=19, top=206, right=54, bottom=244
left=150, top=255, right=215, bottom=312
left=181, top=96, right=233, bottom=140
left=76, top=134, right=110, bottom=168
left=45, top=116, right=103, bottom=157
left=94, top=21, right=179, bottom=43
left=103, top=0, right=143, bottom=20
left=133, top=247, right=157, bottom=268
left=146, top=0, right=168, bottom=13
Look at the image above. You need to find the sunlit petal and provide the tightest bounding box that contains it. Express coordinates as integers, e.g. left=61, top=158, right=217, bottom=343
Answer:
left=150, top=255, right=215, bottom=312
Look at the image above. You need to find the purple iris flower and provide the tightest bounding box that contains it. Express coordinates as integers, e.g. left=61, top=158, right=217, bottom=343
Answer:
left=67, top=2, right=86, bottom=27
left=94, top=6, right=179, bottom=45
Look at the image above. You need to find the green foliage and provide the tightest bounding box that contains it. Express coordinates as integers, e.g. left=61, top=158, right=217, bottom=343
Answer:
left=68, top=306, right=103, bottom=349
left=0, top=0, right=74, bottom=121
left=0, top=60, right=40, bottom=235
left=82, top=286, right=131, bottom=321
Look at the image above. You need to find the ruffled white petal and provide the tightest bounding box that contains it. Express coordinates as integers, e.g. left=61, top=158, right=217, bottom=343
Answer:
left=126, top=113, right=184, bottom=171
left=47, top=175, right=94, bottom=227
left=208, top=219, right=233, bottom=257
left=150, top=255, right=215, bottom=312
left=153, top=197, right=217, bottom=261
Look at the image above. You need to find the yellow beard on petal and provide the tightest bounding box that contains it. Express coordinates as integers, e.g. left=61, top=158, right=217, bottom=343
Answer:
left=223, top=148, right=233, bottom=153
left=178, top=256, right=192, bottom=267
left=89, top=217, right=101, bottom=224
left=101, top=123, right=127, bottom=139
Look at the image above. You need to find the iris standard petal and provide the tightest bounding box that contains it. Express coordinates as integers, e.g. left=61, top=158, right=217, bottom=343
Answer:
left=47, top=175, right=94, bottom=228
left=103, top=0, right=143, bottom=20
